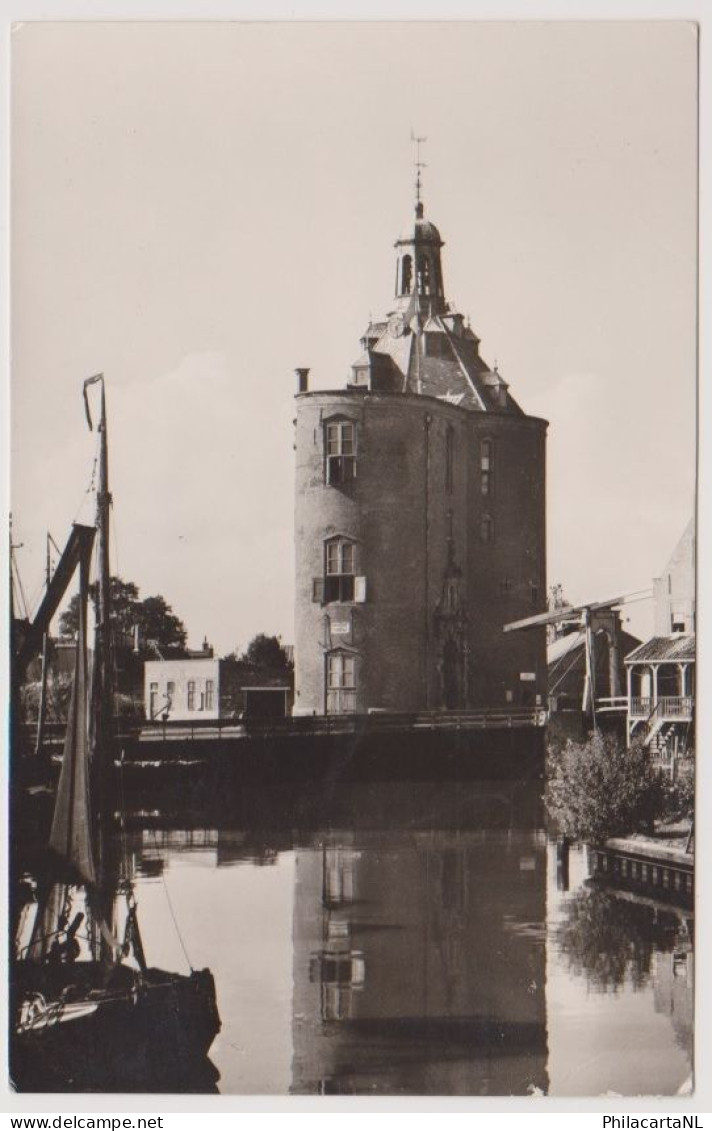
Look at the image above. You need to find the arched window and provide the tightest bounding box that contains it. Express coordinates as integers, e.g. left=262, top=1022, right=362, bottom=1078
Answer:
left=326, top=650, right=357, bottom=714
left=401, top=255, right=413, bottom=295
left=325, top=418, right=356, bottom=485
left=417, top=255, right=431, bottom=294
left=324, top=537, right=355, bottom=603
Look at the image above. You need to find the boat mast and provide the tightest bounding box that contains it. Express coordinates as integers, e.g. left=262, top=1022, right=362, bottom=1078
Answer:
left=85, top=374, right=115, bottom=908
left=96, top=376, right=114, bottom=745
left=34, top=533, right=55, bottom=756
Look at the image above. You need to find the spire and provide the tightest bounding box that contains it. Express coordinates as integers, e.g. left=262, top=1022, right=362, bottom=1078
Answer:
left=411, top=130, right=427, bottom=218
left=394, top=140, right=445, bottom=312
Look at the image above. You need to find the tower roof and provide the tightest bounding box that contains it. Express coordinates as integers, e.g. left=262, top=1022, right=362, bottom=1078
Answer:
left=348, top=174, right=525, bottom=415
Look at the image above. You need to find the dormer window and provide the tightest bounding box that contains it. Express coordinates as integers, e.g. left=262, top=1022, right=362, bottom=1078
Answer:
left=425, top=333, right=450, bottom=359
left=326, top=419, right=356, bottom=485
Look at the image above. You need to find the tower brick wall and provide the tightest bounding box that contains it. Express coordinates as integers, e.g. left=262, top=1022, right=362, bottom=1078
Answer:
left=293, top=187, right=548, bottom=715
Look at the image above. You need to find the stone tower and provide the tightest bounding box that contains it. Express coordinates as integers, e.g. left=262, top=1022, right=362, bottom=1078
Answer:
left=293, top=183, right=548, bottom=716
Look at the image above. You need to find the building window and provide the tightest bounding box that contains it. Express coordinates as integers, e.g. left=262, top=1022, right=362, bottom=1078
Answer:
left=325, top=538, right=355, bottom=603
left=445, top=426, right=454, bottom=494
left=530, top=582, right=540, bottom=607
left=417, top=254, right=431, bottom=293
left=500, top=577, right=513, bottom=594
left=481, top=439, right=493, bottom=496
left=187, top=680, right=195, bottom=711
left=328, top=652, right=355, bottom=688
left=165, top=681, right=175, bottom=712
left=205, top=679, right=214, bottom=711
left=149, top=682, right=158, bottom=718
left=401, top=254, right=412, bottom=294
left=327, top=650, right=356, bottom=714
left=326, top=420, right=356, bottom=485
left=481, top=514, right=494, bottom=543
left=425, top=333, right=450, bottom=359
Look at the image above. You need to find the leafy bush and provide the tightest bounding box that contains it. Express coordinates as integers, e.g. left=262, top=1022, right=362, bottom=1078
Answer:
left=546, top=730, right=665, bottom=844
left=661, top=759, right=695, bottom=824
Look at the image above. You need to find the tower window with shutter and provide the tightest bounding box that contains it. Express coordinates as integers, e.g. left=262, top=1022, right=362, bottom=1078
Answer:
left=325, top=538, right=355, bottom=602
left=313, top=537, right=367, bottom=605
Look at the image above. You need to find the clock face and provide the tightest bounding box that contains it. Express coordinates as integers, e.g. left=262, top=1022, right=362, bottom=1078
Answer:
left=389, top=314, right=405, bottom=338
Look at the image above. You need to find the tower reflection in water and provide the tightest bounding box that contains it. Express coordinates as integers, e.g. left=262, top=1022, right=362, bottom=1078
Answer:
left=126, top=777, right=692, bottom=1096
left=291, top=824, right=548, bottom=1095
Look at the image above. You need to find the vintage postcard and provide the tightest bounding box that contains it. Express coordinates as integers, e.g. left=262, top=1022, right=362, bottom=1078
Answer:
left=4, top=16, right=702, bottom=1108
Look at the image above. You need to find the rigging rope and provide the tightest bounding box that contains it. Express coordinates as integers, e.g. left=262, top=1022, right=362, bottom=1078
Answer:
left=11, top=554, right=30, bottom=620
left=149, top=828, right=194, bottom=973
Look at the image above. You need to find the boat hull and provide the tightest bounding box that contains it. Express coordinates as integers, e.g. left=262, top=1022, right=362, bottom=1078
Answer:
left=10, top=963, right=221, bottom=1093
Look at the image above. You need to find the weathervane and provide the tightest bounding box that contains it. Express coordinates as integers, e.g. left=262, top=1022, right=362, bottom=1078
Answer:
left=410, top=129, right=427, bottom=209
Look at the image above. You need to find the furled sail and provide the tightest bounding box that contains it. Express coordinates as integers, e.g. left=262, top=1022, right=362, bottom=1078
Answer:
left=49, top=528, right=96, bottom=885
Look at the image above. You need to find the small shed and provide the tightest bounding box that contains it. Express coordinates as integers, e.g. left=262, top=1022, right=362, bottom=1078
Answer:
left=241, top=685, right=291, bottom=720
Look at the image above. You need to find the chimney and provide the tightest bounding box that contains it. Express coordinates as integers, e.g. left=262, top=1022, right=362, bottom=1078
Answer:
left=295, top=368, right=310, bottom=393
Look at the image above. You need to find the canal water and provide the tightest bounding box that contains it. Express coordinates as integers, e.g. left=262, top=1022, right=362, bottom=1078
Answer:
left=121, top=774, right=693, bottom=1097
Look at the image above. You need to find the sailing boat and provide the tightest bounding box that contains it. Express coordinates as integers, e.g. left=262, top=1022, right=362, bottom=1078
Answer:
left=10, top=377, right=221, bottom=1092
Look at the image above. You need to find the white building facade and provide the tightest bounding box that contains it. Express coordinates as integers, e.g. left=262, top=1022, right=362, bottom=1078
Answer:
left=144, top=657, right=220, bottom=721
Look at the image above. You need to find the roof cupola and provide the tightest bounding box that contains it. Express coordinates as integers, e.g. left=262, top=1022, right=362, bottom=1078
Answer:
left=394, top=136, right=446, bottom=315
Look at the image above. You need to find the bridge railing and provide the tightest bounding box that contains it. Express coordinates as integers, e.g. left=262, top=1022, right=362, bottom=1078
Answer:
left=22, top=705, right=548, bottom=752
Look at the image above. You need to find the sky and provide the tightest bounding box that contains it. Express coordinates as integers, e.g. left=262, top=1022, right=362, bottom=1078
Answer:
left=10, top=21, right=697, bottom=654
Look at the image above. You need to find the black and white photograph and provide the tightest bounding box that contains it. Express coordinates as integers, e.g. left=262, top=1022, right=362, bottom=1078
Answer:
left=4, top=15, right=703, bottom=1105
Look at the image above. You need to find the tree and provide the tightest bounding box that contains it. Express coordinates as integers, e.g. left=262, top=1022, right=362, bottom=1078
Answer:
left=546, top=731, right=664, bottom=844
left=242, top=634, right=289, bottom=670
left=136, top=595, right=187, bottom=651
left=58, top=575, right=187, bottom=654
left=59, top=577, right=139, bottom=642
left=556, top=886, right=681, bottom=992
